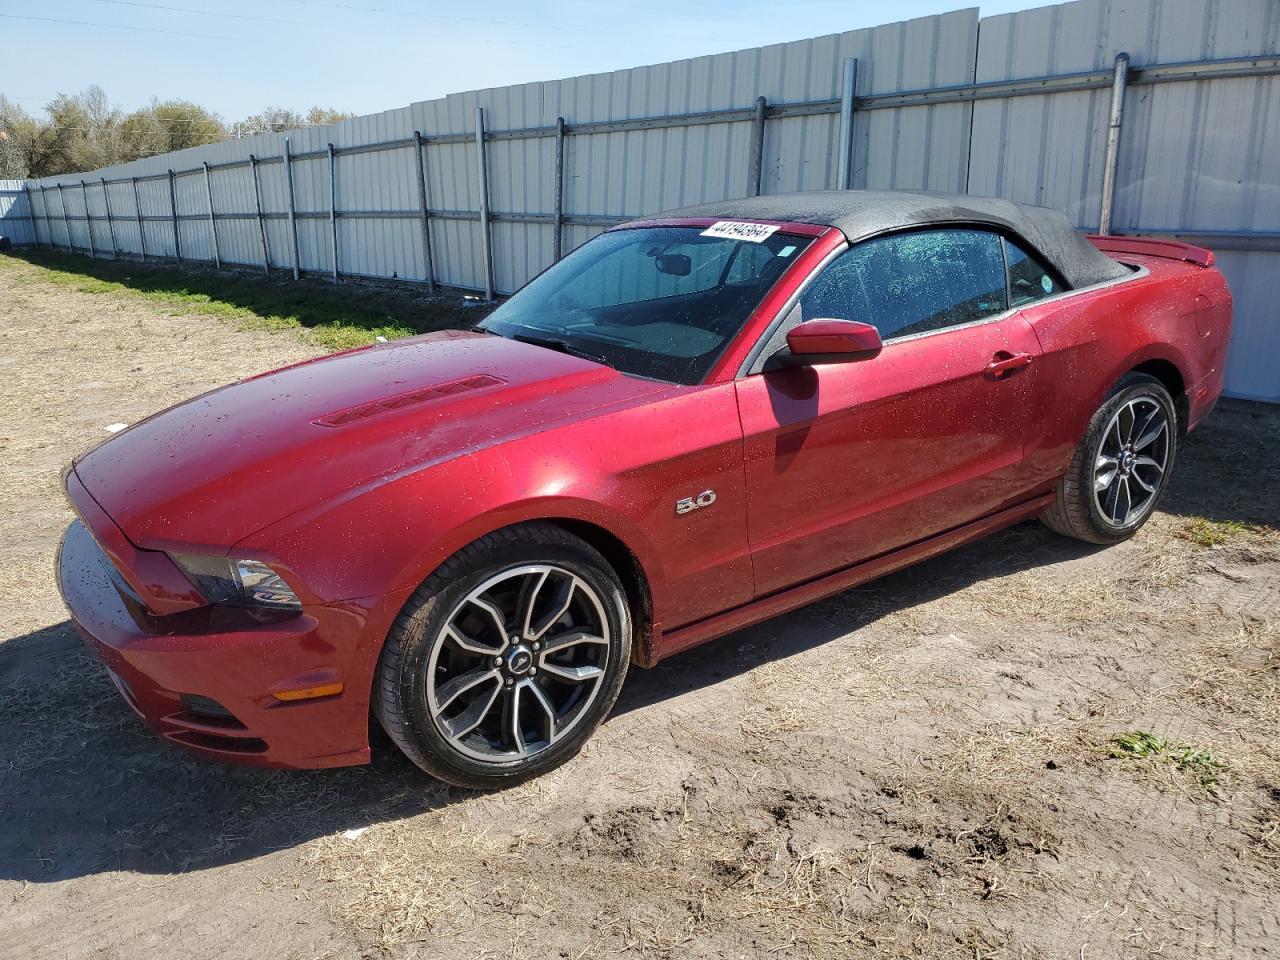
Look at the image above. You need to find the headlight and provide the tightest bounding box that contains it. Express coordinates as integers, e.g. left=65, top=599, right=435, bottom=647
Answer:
left=170, top=553, right=302, bottom=611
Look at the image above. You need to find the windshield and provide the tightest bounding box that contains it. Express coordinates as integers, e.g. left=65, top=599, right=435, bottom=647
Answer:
left=478, top=225, right=813, bottom=384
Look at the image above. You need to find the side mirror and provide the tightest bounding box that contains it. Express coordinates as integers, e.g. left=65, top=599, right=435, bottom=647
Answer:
left=780, top=319, right=882, bottom=365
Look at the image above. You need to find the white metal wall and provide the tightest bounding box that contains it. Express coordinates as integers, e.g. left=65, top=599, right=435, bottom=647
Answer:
left=967, top=0, right=1280, bottom=403
left=0, top=181, right=36, bottom=245
left=16, top=9, right=981, bottom=296
left=5, top=0, right=1277, bottom=400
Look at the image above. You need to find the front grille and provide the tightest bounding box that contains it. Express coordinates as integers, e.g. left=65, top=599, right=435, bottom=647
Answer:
left=180, top=693, right=245, bottom=728
left=169, top=730, right=268, bottom=754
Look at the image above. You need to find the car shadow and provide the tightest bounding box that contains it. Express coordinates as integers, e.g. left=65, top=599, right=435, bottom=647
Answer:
left=2, top=405, right=1272, bottom=885
left=0, top=622, right=467, bottom=884
left=617, top=401, right=1278, bottom=719
left=0, top=519, right=1098, bottom=886
left=1155, top=401, right=1280, bottom=529
left=614, top=518, right=1101, bottom=717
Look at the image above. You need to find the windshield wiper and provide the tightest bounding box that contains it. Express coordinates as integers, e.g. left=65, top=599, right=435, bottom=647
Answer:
left=510, top=333, right=615, bottom=370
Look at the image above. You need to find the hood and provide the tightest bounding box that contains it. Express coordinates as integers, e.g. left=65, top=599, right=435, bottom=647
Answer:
left=73, top=330, right=670, bottom=551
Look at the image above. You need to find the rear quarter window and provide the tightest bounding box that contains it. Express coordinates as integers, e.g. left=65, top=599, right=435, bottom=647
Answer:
left=1004, top=237, right=1067, bottom=305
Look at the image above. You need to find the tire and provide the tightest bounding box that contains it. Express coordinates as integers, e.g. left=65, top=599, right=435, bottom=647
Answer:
left=1041, top=372, right=1178, bottom=544
left=375, top=522, right=631, bottom=788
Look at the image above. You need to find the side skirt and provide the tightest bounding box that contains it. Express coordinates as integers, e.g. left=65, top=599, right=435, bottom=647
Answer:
left=652, top=493, right=1055, bottom=664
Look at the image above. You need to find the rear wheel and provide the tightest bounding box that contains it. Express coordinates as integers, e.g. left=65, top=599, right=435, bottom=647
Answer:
left=1041, top=372, right=1177, bottom=544
left=375, top=523, right=631, bottom=788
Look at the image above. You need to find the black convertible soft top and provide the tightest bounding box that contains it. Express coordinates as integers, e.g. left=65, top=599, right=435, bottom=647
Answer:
left=649, top=189, right=1130, bottom=289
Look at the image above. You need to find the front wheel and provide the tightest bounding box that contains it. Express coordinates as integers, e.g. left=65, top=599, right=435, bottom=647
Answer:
left=1041, top=372, right=1178, bottom=544
left=375, top=523, right=631, bottom=788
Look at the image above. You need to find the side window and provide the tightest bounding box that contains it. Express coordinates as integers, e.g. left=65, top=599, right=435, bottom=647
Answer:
left=798, top=229, right=1008, bottom=341
left=1004, top=237, right=1065, bottom=306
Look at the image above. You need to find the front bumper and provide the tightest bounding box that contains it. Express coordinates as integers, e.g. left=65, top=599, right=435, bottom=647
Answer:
left=56, top=519, right=375, bottom=769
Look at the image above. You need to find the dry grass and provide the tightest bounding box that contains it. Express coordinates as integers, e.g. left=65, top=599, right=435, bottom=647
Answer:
left=1179, top=616, right=1279, bottom=725
left=962, top=568, right=1124, bottom=624
left=0, top=650, right=132, bottom=779
left=303, top=819, right=510, bottom=948
left=738, top=660, right=817, bottom=742
left=303, top=766, right=1063, bottom=959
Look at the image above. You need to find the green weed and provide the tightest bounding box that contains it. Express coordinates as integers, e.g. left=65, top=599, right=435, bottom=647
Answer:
left=1107, top=730, right=1225, bottom=796
left=1176, top=517, right=1268, bottom=547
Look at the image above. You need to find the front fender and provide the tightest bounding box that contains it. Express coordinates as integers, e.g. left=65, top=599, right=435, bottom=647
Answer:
left=243, top=378, right=752, bottom=661
left=384, top=493, right=662, bottom=614
left=242, top=442, right=661, bottom=612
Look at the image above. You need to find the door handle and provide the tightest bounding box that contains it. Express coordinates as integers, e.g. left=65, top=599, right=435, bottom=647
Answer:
left=986, top=351, right=1033, bottom=379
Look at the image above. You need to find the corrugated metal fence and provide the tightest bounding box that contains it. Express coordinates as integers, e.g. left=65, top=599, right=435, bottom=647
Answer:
left=0, top=181, right=36, bottom=246
left=2, top=0, right=1277, bottom=401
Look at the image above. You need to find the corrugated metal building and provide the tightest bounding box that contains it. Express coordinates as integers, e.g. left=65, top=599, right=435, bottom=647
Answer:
left=3, top=0, right=1277, bottom=400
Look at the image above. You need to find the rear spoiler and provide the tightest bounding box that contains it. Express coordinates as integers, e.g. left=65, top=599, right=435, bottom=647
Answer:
left=1087, top=234, right=1215, bottom=267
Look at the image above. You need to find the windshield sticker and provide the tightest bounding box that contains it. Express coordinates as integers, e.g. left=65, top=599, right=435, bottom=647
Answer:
left=701, top=221, right=781, bottom=243
left=777, top=244, right=797, bottom=258
left=1041, top=274, right=1053, bottom=293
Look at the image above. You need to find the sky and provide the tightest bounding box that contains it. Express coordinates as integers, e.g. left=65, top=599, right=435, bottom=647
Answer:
left=3, top=0, right=1055, bottom=123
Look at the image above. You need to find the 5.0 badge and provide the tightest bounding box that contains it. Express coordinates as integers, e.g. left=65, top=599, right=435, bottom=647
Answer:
left=675, top=490, right=716, bottom=515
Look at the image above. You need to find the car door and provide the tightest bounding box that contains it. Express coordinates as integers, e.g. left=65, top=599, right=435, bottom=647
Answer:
left=734, top=227, right=1044, bottom=597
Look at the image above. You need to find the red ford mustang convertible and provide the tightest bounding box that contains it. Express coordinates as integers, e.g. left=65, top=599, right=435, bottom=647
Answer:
left=58, top=191, right=1232, bottom=787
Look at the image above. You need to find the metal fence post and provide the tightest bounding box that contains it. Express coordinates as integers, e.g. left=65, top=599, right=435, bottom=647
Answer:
left=168, top=169, right=182, bottom=262
left=23, top=183, right=39, bottom=247
left=283, top=137, right=301, bottom=280
left=327, top=143, right=339, bottom=284
left=475, top=107, right=495, bottom=301
left=249, top=154, right=270, bottom=274
left=553, top=117, right=566, bottom=262
left=81, top=180, right=97, bottom=257
left=202, top=161, right=221, bottom=269
left=1098, top=52, right=1131, bottom=236
left=56, top=183, right=72, bottom=251
left=101, top=178, right=118, bottom=258
left=836, top=57, right=858, bottom=190
left=131, top=177, right=147, bottom=261
left=413, top=131, right=437, bottom=292
left=37, top=185, right=53, bottom=248
left=749, top=96, right=768, bottom=197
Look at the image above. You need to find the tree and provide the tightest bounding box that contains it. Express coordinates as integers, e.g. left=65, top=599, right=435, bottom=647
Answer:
left=17, top=86, right=125, bottom=177
left=29, top=95, right=93, bottom=177
left=0, top=87, right=359, bottom=176
left=234, top=107, right=304, bottom=137
left=150, top=100, right=225, bottom=152
left=305, top=106, right=357, bottom=127
left=0, top=95, right=35, bottom=179
left=114, top=100, right=225, bottom=162
left=233, top=105, right=356, bottom=137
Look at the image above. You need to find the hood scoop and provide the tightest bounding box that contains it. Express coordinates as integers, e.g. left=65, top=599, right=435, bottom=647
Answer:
left=314, top=374, right=507, bottom=427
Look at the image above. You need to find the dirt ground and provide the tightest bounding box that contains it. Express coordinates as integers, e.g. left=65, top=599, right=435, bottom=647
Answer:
left=1, top=252, right=1277, bottom=960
